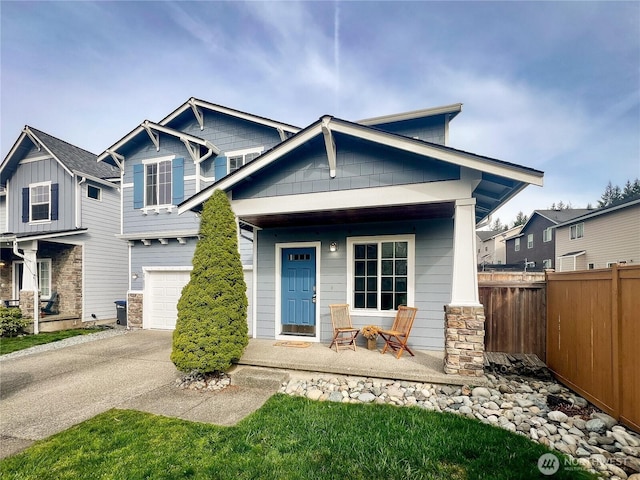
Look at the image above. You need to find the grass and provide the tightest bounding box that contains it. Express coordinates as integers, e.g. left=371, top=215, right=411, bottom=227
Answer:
left=0, top=329, right=97, bottom=355
left=0, top=394, right=595, bottom=480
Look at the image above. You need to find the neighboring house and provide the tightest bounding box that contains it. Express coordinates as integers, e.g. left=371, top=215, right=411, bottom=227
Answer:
left=96, top=98, right=300, bottom=334
left=0, top=126, right=127, bottom=332
left=175, top=103, right=544, bottom=376
left=554, top=197, right=640, bottom=271
left=505, top=209, right=591, bottom=271
left=476, top=225, right=523, bottom=267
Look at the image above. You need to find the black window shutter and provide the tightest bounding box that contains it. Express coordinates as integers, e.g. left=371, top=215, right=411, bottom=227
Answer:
left=22, top=187, right=29, bottom=223
left=51, top=183, right=59, bottom=220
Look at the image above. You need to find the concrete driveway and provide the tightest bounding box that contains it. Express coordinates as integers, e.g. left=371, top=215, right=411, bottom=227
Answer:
left=0, top=330, right=279, bottom=459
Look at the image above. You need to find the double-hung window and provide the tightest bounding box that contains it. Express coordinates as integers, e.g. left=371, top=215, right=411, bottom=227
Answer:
left=527, top=234, right=534, bottom=249
left=133, top=156, right=184, bottom=210
left=347, top=235, right=414, bottom=312
left=146, top=160, right=172, bottom=206
left=543, top=227, right=552, bottom=242
left=570, top=223, right=584, bottom=239
left=515, top=238, right=521, bottom=251
left=30, top=182, right=51, bottom=222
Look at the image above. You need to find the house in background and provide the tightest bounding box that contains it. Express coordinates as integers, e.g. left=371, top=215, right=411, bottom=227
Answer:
left=555, top=197, right=640, bottom=271
left=476, top=224, right=522, bottom=268
left=0, top=126, right=127, bottom=332
left=505, top=209, right=591, bottom=271
left=179, top=103, right=544, bottom=376
left=96, top=98, right=300, bottom=333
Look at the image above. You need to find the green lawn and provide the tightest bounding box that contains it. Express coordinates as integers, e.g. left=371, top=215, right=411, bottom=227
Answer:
left=0, top=394, right=595, bottom=480
left=0, top=329, right=97, bottom=355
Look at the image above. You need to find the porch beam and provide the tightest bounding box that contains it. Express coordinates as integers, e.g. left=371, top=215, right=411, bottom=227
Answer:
left=321, top=116, right=337, bottom=178
left=230, top=180, right=473, bottom=218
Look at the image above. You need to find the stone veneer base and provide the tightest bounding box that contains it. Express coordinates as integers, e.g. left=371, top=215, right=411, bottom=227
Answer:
left=444, top=305, right=485, bottom=377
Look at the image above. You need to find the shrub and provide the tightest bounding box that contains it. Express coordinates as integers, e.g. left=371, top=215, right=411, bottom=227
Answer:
left=0, top=306, right=29, bottom=337
left=171, top=189, right=249, bottom=373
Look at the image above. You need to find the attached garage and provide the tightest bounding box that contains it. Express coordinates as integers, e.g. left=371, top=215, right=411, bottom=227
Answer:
left=142, top=267, right=253, bottom=332
left=144, top=269, right=191, bottom=330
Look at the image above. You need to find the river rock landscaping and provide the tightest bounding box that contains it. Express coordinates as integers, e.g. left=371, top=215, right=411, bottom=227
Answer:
left=279, top=372, right=640, bottom=479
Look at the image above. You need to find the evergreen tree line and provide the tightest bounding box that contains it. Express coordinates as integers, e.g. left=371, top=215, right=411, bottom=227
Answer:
left=488, top=178, right=640, bottom=233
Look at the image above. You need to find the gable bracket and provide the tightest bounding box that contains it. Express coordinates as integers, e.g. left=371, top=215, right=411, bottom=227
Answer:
left=277, top=127, right=287, bottom=142
left=189, top=98, right=205, bottom=130
left=321, top=116, right=337, bottom=178
left=106, top=150, right=124, bottom=170
left=142, top=121, right=160, bottom=151
left=23, top=127, right=42, bottom=152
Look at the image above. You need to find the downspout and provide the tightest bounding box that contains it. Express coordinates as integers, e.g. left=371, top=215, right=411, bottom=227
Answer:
left=76, top=176, right=87, bottom=228
left=12, top=241, right=39, bottom=334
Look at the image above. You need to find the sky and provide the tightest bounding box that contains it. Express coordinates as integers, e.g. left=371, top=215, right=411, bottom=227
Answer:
left=1, top=1, right=639, bottom=226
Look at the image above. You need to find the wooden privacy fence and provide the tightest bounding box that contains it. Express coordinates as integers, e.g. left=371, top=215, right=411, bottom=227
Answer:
left=546, top=265, right=640, bottom=433
left=478, top=272, right=546, bottom=361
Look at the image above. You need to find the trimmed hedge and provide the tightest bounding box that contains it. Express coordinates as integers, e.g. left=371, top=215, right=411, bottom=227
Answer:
left=171, top=189, right=249, bottom=373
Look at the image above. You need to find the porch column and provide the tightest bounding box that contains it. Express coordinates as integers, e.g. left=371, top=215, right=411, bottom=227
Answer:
left=444, top=199, right=485, bottom=377
left=15, top=240, right=40, bottom=334
left=450, top=199, right=480, bottom=306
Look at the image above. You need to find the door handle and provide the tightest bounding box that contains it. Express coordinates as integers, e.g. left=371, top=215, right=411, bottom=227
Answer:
left=312, top=294, right=317, bottom=303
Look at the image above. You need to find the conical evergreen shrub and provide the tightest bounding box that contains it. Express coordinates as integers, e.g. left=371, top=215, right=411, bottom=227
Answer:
left=171, top=189, right=248, bottom=373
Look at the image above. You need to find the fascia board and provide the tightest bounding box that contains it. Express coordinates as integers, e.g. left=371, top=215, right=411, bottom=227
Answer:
left=178, top=124, right=323, bottom=214
left=331, top=121, right=544, bottom=186
left=97, top=125, right=145, bottom=163
left=159, top=97, right=301, bottom=134
left=358, top=103, right=463, bottom=125
left=24, top=128, right=74, bottom=177
left=1, top=131, right=29, bottom=175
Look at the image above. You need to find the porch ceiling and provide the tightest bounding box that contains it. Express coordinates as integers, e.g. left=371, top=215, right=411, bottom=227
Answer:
left=238, top=201, right=455, bottom=229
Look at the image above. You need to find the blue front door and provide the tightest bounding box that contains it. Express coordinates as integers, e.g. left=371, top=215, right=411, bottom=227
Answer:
left=281, top=247, right=316, bottom=334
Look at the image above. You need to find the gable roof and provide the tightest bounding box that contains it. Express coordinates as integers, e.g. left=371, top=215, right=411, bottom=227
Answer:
left=97, top=97, right=301, bottom=167
left=554, top=197, right=640, bottom=228
left=534, top=209, right=594, bottom=224
left=476, top=230, right=498, bottom=242
left=1, top=126, right=118, bottom=184
left=179, top=114, right=543, bottom=223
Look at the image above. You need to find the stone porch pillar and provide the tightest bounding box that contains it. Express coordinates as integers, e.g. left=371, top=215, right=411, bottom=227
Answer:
left=16, top=240, right=40, bottom=334
left=445, top=199, right=485, bottom=376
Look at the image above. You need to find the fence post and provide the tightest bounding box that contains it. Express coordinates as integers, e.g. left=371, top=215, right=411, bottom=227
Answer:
left=611, top=264, right=620, bottom=419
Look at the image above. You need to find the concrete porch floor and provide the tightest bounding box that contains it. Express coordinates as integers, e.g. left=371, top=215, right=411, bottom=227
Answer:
left=237, top=338, right=488, bottom=386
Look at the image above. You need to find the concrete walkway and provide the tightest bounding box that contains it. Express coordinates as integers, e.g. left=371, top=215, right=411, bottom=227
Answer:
left=0, top=331, right=484, bottom=460
left=0, top=331, right=277, bottom=459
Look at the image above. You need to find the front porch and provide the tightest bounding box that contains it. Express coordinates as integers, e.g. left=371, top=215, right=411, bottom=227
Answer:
left=237, top=338, right=488, bottom=386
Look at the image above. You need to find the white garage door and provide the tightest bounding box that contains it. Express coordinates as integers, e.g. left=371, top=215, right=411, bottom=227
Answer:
left=146, top=270, right=191, bottom=330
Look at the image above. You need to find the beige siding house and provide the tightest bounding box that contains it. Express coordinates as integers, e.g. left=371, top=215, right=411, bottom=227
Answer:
left=555, top=198, right=640, bottom=271
left=476, top=225, right=522, bottom=266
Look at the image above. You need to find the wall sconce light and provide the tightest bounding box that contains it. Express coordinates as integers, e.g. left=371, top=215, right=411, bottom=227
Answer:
left=0, top=260, right=5, bottom=268
left=329, top=242, right=338, bottom=252
left=131, top=273, right=139, bottom=280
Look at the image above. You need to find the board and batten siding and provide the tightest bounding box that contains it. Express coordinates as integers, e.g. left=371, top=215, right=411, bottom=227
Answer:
left=0, top=196, right=6, bottom=232
left=80, top=181, right=129, bottom=320
left=556, top=204, right=640, bottom=271
left=8, top=155, right=76, bottom=233
left=254, top=218, right=453, bottom=350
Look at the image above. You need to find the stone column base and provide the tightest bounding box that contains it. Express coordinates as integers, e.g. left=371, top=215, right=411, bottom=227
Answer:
left=19, top=291, right=36, bottom=319
left=126, top=293, right=143, bottom=329
left=444, top=305, right=485, bottom=377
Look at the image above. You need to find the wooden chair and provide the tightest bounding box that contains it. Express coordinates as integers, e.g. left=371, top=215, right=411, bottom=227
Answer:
left=328, top=304, right=359, bottom=352
left=378, top=306, right=418, bottom=359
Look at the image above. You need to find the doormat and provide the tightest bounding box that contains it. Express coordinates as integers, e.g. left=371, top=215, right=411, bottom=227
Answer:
left=274, top=341, right=311, bottom=348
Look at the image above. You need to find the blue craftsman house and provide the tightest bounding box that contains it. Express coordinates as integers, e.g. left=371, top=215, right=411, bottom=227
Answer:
left=99, top=99, right=543, bottom=376
left=0, top=127, right=126, bottom=332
